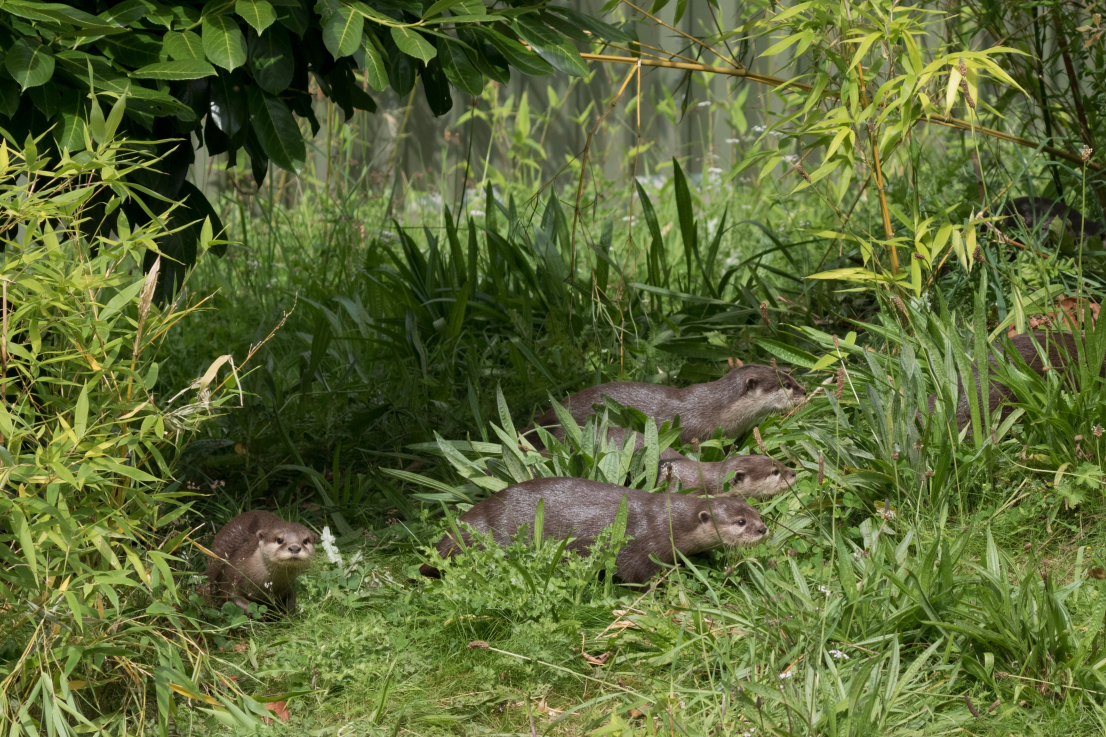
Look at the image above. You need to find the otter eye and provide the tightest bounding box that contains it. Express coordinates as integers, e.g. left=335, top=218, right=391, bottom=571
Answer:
left=785, top=382, right=792, bottom=389
left=735, top=473, right=744, bottom=482
left=276, top=537, right=284, bottom=544
left=304, top=538, right=311, bottom=545
left=773, top=469, right=780, bottom=476
left=738, top=518, right=746, bottom=526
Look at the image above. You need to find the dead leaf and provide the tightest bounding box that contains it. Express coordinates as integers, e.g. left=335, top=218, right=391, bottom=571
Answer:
left=261, top=701, right=290, bottom=725
left=468, top=640, right=490, bottom=649
left=1088, top=567, right=1106, bottom=580
left=234, top=442, right=246, bottom=455
left=581, top=651, right=611, bottom=666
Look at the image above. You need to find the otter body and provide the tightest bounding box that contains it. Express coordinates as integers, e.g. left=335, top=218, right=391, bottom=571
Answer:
left=206, top=511, right=316, bottom=613
left=419, top=478, right=768, bottom=584
left=526, top=364, right=806, bottom=449
left=1000, top=196, right=1104, bottom=240
left=931, top=331, right=1105, bottom=430
left=662, top=454, right=795, bottom=498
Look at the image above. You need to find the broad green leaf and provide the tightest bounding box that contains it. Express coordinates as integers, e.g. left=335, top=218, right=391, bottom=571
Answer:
left=754, top=339, right=817, bottom=369
left=74, top=384, right=89, bottom=439
left=6, top=38, right=55, bottom=91
left=248, top=25, right=294, bottom=94
left=203, top=14, right=248, bottom=71
left=423, top=0, right=464, bottom=18
left=437, top=38, right=482, bottom=95
left=132, top=60, right=216, bottom=80
left=236, top=0, right=276, bottom=34
left=483, top=28, right=552, bottom=76
left=361, top=36, right=388, bottom=91
left=248, top=86, right=305, bottom=173
left=323, top=6, right=364, bottom=58
left=164, top=30, right=205, bottom=61
left=391, top=27, right=436, bottom=63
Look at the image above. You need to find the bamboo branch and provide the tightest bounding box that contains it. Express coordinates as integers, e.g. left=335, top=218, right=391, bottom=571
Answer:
left=581, top=52, right=1101, bottom=171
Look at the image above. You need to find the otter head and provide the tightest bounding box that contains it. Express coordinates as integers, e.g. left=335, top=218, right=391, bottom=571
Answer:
left=722, top=455, right=796, bottom=499
left=686, top=496, right=769, bottom=552
left=257, top=523, right=317, bottom=570
left=717, top=364, right=807, bottom=436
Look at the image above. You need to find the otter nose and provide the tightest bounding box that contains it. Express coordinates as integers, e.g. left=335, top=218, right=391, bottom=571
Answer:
left=288, top=545, right=301, bottom=554
left=757, top=525, right=768, bottom=536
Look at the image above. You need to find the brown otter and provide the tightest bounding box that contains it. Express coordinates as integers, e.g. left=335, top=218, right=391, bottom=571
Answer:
left=524, top=363, right=806, bottom=449
left=205, top=511, right=317, bottom=613
left=999, top=196, right=1104, bottom=241
left=418, top=478, right=768, bottom=584
left=661, top=454, right=795, bottom=498
left=929, top=330, right=1106, bottom=430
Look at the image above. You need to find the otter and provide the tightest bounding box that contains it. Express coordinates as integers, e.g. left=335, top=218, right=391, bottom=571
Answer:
left=418, top=478, right=768, bottom=584
left=929, top=330, right=1106, bottom=430
left=1000, top=196, right=1104, bottom=241
left=524, top=364, right=806, bottom=450
left=205, top=511, right=317, bottom=614
left=661, top=454, right=795, bottom=498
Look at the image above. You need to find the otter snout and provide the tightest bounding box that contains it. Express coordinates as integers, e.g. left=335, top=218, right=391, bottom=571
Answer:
left=288, top=544, right=301, bottom=554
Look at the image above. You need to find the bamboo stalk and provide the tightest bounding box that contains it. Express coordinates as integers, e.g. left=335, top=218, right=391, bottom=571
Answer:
left=580, top=52, right=1101, bottom=171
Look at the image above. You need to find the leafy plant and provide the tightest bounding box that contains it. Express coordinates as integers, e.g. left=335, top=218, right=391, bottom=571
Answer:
left=0, top=128, right=249, bottom=734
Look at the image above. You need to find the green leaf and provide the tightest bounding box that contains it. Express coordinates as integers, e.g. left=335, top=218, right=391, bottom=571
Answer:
left=248, top=25, right=294, bottom=94
left=132, top=60, right=216, bottom=80
left=437, top=37, right=483, bottom=95
left=6, top=38, right=56, bottom=91
left=164, top=30, right=205, bottom=61
left=236, top=0, right=276, bottom=34
left=514, top=18, right=588, bottom=77
left=74, top=384, right=89, bottom=440
left=546, top=6, right=629, bottom=43
left=423, top=0, right=464, bottom=18
left=483, top=28, right=552, bottom=76
left=323, top=6, right=364, bottom=58
left=203, top=14, right=248, bottom=70
left=754, top=339, right=817, bottom=369
left=53, top=110, right=87, bottom=152
left=390, top=27, right=437, bottom=63
left=248, top=86, right=305, bottom=173
left=361, top=36, right=388, bottom=91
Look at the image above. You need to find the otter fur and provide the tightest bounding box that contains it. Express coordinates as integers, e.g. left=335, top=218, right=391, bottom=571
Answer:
left=999, top=196, right=1104, bottom=241
left=419, top=478, right=768, bottom=584
left=205, top=511, right=317, bottom=613
left=928, top=330, right=1106, bottom=430
left=525, top=363, right=806, bottom=449
left=662, top=454, right=795, bottom=498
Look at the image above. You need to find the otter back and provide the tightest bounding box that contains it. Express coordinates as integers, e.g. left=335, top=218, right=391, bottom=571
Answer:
left=524, top=364, right=806, bottom=449
left=420, top=478, right=768, bottom=584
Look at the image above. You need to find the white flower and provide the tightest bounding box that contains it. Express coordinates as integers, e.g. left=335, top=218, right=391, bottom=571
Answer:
left=725, top=138, right=741, bottom=143
left=697, top=101, right=711, bottom=107
left=469, top=210, right=485, bottom=217
left=708, top=167, right=723, bottom=174
left=828, top=649, right=850, bottom=660
left=321, top=526, right=343, bottom=567
left=817, top=585, right=831, bottom=596
left=779, top=670, right=792, bottom=679
left=753, top=125, right=767, bottom=133
left=782, top=154, right=799, bottom=164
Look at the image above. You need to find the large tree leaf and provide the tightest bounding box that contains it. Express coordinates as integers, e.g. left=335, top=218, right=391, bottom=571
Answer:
left=6, top=38, right=56, bottom=91
left=544, top=7, right=629, bottom=43
left=437, top=37, right=482, bottom=96
left=209, top=68, right=248, bottom=137
left=132, top=60, right=217, bottom=80
left=248, top=26, right=294, bottom=94
left=361, top=34, right=388, bottom=91
left=513, top=18, right=587, bottom=77
left=164, top=30, right=205, bottom=61
left=323, top=6, right=364, bottom=57
left=4, top=0, right=123, bottom=35
left=420, top=56, right=452, bottom=115
left=390, top=27, right=436, bottom=63
left=100, top=32, right=165, bottom=68
left=482, top=28, right=552, bottom=76
left=0, top=80, right=20, bottom=117
left=100, top=0, right=149, bottom=26
left=203, top=14, right=248, bottom=70
left=236, top=0, right=276, bottom=35
left=248, top=86, right=305, bottom=173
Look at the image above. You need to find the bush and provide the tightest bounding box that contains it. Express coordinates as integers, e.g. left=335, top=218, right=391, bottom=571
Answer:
left=0, top=127, right=247, bottom=735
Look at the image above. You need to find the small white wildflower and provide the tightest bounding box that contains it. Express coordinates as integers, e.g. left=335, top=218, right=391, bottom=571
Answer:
left=697, top=100, right=711, bottom=107
left=321, top=526, right=343, bottom=567
left=782, top=154, right=799, bottom=164
left=468, top=210, right=485, bottom=217
left=817, top=584, right=831, bottom=596
left=725, top=138, right=741, bottom=143
left=708, top=167, right=723, bottom=174
left=828, top=649, right=850, bottom=660
left=752, top=125, right=767, bottom=133
left=779, top=670, right=792, bottom=679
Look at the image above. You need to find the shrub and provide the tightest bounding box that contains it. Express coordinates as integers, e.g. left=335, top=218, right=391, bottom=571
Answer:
left=0, top=126, right=246, bottom=735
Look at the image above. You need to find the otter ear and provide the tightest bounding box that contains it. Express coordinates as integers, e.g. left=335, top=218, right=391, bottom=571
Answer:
left=734, top=472, right=745, bottom=483
left=698, top=510, right=711, bottom=524
left=741, top=377, right=758, bottom=396
left=256, top=530, right=266, bottom=542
